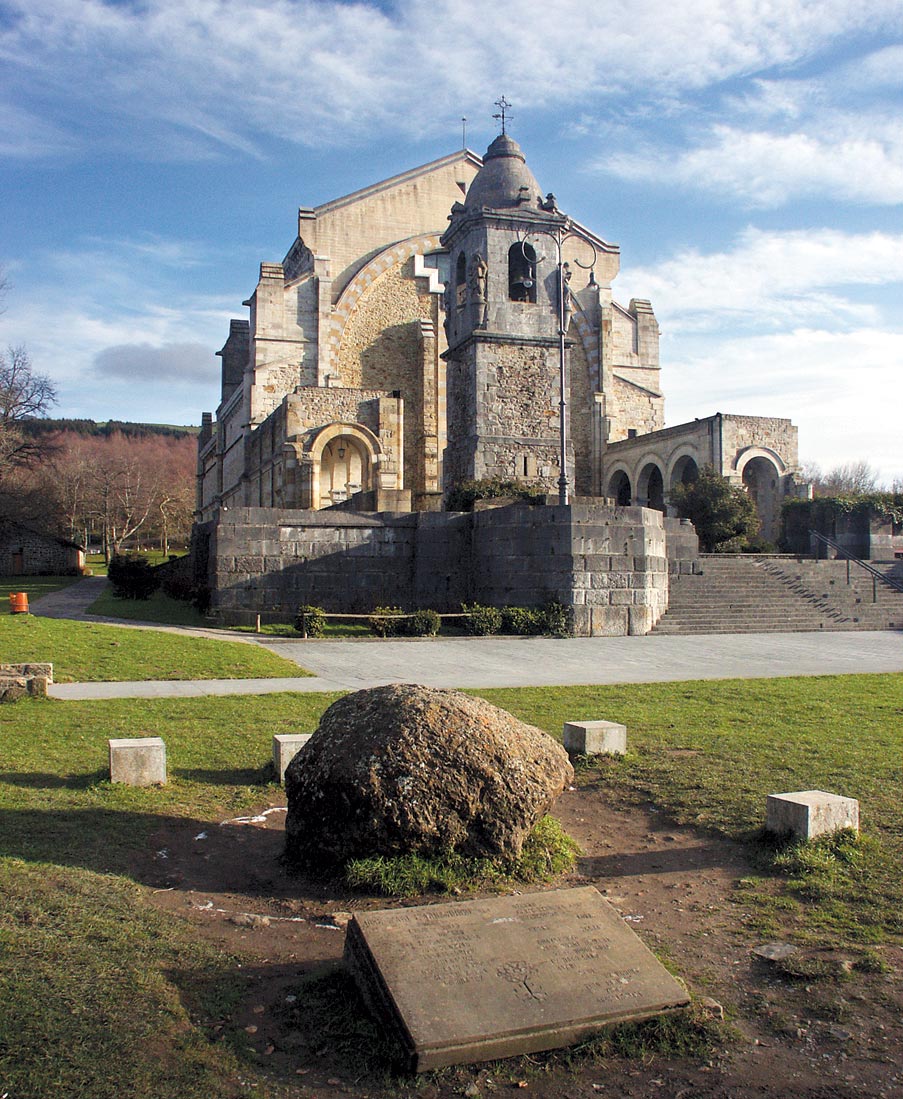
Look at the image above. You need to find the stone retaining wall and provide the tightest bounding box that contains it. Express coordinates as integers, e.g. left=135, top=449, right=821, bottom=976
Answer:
left=204, top=502, right=698, bottom=635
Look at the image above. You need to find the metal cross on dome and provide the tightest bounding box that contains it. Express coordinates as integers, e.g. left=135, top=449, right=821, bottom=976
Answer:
left=493, top=96, right=512, bottom=134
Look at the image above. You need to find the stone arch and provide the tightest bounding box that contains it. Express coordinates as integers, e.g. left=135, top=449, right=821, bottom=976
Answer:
left=737, top=449, right=784, bottom=544
left=569, top=298, right=601, bottom=390
left=607, top=468, right=632, bottom=506
left=303, top=422, right=383, bottom=510
left=667, top=451, right=700, bottom=496
left=327, top=232, right=444, bottom=372
left=636, top=460, right=666, bottom=512
left=734, top=445, right=787, bottom=478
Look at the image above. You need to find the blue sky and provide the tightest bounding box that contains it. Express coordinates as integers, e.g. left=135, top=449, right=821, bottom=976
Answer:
left=1, top=0, right=901, bottom=484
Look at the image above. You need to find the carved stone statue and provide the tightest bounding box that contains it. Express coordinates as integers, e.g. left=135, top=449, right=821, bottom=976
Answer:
left=470, top=252, right=489, bottom=327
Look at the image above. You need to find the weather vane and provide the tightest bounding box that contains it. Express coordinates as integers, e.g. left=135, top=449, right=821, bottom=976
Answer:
left=493, top=96, right=512, bottom=135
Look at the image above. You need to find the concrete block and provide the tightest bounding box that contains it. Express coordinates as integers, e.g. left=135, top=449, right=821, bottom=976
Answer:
left=274, top=732, right=313, bottom=783
left=766, top=790, right=859, bottom=841
left=563, top=720, right=627, bottom=756
left=109, top=737, right=166, bottom=786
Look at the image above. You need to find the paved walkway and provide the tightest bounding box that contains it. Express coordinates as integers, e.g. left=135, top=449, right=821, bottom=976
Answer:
left=29, top=576, right=903, bottom=700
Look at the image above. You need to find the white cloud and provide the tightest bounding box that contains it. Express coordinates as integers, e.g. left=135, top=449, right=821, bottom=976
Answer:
left=609, top=124, right=903, bottom=207
left=664, top=327, right=903, bottom=483
left=0, top=101, right=78, bottom=159
left=2, top=236, right=235, bottom=421
left=2, top=0, right=902, bottom=158
left=619, top=227, right=903, bottom=331
left=836, top=43, right=903, bottom=92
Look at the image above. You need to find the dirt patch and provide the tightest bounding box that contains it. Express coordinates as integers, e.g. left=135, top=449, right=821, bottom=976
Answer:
left=135, top=785, right=903, bottom=1099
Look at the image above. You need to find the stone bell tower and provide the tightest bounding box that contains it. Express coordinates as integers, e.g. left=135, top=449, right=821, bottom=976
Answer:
left=441, top=132, right=576, bottom=498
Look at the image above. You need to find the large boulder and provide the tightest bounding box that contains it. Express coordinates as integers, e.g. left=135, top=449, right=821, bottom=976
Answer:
left=284, top=684, right=573, bottom=868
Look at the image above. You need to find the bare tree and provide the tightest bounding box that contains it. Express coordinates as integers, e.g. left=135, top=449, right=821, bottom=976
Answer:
left=815, top=460, right=882, bottom=496
left=0, top=345, right=58, bottom=488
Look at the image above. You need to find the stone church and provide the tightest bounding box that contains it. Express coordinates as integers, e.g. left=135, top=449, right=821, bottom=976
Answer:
left=195, top=130, right=804, bottom=632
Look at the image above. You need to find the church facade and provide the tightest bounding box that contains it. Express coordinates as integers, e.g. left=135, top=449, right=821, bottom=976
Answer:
left=195, top=133, right=805, bottom=630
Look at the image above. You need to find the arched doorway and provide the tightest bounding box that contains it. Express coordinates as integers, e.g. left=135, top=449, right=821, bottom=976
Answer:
left=742, top=456, right=781, bottom=543
left=637, top=462, right=665, bottom=512
left=319, top=435, right=369, bottom=506
left=607, top=470, right=632, bottom=506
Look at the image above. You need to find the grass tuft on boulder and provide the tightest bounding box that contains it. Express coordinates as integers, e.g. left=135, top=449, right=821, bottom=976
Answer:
left=344, top=815, right=580, bottom=896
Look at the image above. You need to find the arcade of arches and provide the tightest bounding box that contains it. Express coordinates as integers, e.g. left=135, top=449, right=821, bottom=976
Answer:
left=606, top=457, right=700, bottom=513
left=602, top=444, right=788, bottom=543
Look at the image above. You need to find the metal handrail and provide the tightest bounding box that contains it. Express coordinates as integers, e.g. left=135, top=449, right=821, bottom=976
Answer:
left=809, top=530, right=903, bottom=599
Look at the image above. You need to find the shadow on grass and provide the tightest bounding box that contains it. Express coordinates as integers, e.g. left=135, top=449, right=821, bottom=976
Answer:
left=172, top=766, right=273, bottom=785
left=0, top=769, right=108, bottom=790
left=576, top=835, right=747, bottom=880
left=0, top=806, right=346, bottom=901
left=170, top=960, right=723, bottom=1088
left=163, top=960, right=400, bottom=1085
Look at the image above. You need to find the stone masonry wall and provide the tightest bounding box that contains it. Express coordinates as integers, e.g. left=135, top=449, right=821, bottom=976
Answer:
left=285, top=388, right=385, bottom=436
left=722, top=415, right=799, bottom=473
left=610, top=375, right=664, bottom=440
left=445, top=338, right=566, bottom=493
left=205, top=503, right=675, bottom=635
left=209, top=508, right=420, bottom=623
left=0, top=526, right=82, bottom=575
left=336, top=260, right=435, bottom=495
left=569, top=335, right=595, bottom=496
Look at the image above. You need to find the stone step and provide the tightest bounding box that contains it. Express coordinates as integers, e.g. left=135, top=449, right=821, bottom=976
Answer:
left=652, top=622, right=854, bottom=635
left=654, top=554, right=903, bottom=635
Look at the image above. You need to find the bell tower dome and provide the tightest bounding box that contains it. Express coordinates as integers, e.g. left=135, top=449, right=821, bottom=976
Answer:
left=441, top=131, right=575, bottom=497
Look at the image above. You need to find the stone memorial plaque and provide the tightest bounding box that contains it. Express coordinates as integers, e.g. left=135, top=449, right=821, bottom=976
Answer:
left=344, top=886, right=690, bottom=1071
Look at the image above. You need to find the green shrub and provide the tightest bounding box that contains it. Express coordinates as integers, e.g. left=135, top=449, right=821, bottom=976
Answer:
left=446, top=477, right=546, bottom=512
left=293, top=605, right=326, bottom=638
left=402, top=608, right=441, bottom=637
left=107, top=555, right=160, bottom=600
left=670, top=464, right=759, bottom=552
left=500, top=605, right=545, bottom=635
left=368, top=605, right=405, bottom=637
left=191, top=583, right=211, bottom=613
left=540, top=600, right=573, bottom=638
left=462, top=602, right=502, bottom=635
left=160, top=574, right=194, bottom=601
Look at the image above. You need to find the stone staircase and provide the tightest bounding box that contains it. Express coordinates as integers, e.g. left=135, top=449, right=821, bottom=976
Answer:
left=652, top=555, right=903, bottom=635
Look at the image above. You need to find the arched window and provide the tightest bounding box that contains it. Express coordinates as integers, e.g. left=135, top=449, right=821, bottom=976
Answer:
left=509, top=243, right=536, bottom=303
left=455, top=252, right=467, bottom=308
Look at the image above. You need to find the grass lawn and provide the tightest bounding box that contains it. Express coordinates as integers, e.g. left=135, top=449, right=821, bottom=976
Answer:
left=87, top=584, right=212, bottom=627
left=0, top=614, right=309, bottom=682
left=86, top=550, right=185, bottom=576
left=1, top=674, right=902, bottom=1097
left=1, top=692, right=341, bottom=1099
left=0, top=574, right=81, bottom=604
left=481, top=675, right=903, bottom=942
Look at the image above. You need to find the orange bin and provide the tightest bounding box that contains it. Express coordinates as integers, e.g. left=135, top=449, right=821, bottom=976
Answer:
left=9, top=592, right=29, bottom=614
